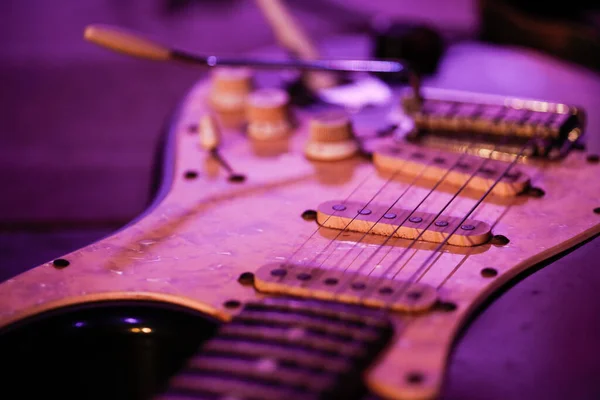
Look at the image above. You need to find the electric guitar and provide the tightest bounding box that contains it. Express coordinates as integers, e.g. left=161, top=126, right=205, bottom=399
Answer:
left=1, top=25, right=599, bottom=400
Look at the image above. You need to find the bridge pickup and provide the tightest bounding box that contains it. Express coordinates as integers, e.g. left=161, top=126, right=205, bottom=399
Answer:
left=373, top=144, right=530, bottom=197
left=254, top=264, right=438, bottom=312
left=317, top=200, right=491, bottom=247
left=400, top=88, right=585, bottom=160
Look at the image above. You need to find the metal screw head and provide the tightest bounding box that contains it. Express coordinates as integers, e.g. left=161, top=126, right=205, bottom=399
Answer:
left=434, top=220, right=448, bottom=227
left=461, top=224, right=475, bottom=231
left=324, top=277, right=338, bottom=285
left=332, top=204, right=347, bottom=211
left=383, top=213, right=397, bottom=219
left=358, top=208, right=372, bottom=215
left=406, top=291, right=422, bottom=300
left=296, top=273, right=312, bottom=281
left=433, top=157, right=446, bottom=164
left=270, top=268, right=287, bottom=277
left=478, top=167, right=496, bottom=176
left=52, top=258, right=70, bottom=269
left=378, top=286, right=394, bottom=295
left=456, top=162, right=471, bottom=170
left=409, top=216, right=423, bottom=223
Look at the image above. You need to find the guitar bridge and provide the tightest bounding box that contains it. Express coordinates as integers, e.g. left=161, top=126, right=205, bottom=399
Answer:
left=398, top=88, right=585, bottom=161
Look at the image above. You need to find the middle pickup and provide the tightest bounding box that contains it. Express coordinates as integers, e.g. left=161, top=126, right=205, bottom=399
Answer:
left=317, top=200, right=491, bottom=247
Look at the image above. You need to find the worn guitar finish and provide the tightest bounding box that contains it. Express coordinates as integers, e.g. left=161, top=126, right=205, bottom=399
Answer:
left=1, top=69, right=599, bottom=399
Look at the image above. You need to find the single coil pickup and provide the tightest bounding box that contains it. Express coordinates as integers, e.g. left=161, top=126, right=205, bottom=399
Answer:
left=317, top=200, right=491, bottom=247
left=254, top=263, right=438, bottom=313
left=372, top=144, right=530, bottom=197
left=399, top=88, right=584, bottom=159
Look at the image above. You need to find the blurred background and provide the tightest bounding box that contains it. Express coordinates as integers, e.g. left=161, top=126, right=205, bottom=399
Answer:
left=1, top=2, right=600, bottom=399
left=0, top=0, right=476, bottom=277
left=2, top=0, right=599, bottom=277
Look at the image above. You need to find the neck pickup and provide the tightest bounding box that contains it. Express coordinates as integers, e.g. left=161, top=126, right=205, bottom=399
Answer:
left=317, top=200, right=491, bottom=247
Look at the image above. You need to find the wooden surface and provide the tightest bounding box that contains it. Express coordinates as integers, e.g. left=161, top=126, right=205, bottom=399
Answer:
left=1, top=73, right=599, bottom=399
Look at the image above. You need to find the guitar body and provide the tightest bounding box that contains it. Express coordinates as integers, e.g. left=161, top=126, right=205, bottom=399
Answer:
left=1, top=36, right=599, bottom=400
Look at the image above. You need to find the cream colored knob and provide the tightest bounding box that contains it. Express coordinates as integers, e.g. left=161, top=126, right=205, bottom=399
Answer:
left=209, top=67, right=253, bottom=113
left=198, top=114, right=221, bottom=151
left=246, top=88, right=291, bottom=140
left=305, top=111, right=359, bottom=161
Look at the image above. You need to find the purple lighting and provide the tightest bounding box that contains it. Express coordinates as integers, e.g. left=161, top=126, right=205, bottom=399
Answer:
left=123, top=317, right=139, bottom=324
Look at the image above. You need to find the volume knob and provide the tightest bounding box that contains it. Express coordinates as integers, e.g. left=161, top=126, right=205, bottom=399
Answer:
left=246, top=88, right=292, bottom=140
left=305, top=111, right=359, bottom=161
left=209, top=67, right=253, bottom=126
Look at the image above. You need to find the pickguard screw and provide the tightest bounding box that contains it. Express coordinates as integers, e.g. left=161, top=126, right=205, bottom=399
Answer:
left=301, top=209, right=317, bottom=221
left=184, top=170, right=199, bottom=179
left=434, top=220, right=448, bottom=227
left=52, top=258, right=70, bottom=269
left=491, top=235, right=510, bottom=246
left=332, top=204, right=347, bottom=211
left=435, top=301, right=457, bottom=312
left=524, top=186, right=545, bottom=198
left=324, top=277, right=338, bottom=285
left=461, top=224, right=475, bottom=231
left=358, top=208, right=372, bottom=215
left=481, top=267, right=498, bottom=277
left=228, top=174, right=246, bottom=183
left=238, top=272, right=255, bottom=286
left=224, top=300, right=241, bottom=309
left=351, top=282, right=366, bottom=290
left=409, top=216, right=423, bottom=223
left=383, top=213, right=397, bottom=219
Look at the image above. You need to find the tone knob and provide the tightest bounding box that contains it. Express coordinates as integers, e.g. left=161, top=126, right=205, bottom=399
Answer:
left=209, top=67, right=253, bottom=126
left=246, top=88, right=292, bottom=140
left=305, top=111, right=359, bottom=161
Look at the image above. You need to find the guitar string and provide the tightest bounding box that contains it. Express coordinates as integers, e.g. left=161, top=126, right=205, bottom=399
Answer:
left=366, top=148, right=495, bottom=281
left=297, top=146, right=473, bottom=290
left=326, top=144, right=482, bottom=299
left=283, top=170, right=375, bottom=265
left=303, top=169, right=402, bottom=268
left=333, top=135, right=509, bottom=308
left=409, top=142, right=529, bottom=287
left=381, top=140, right=530, bottom=310
left=311, top=157, right=431, bottom=271
left=324, top=146, right=474, bottom=293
